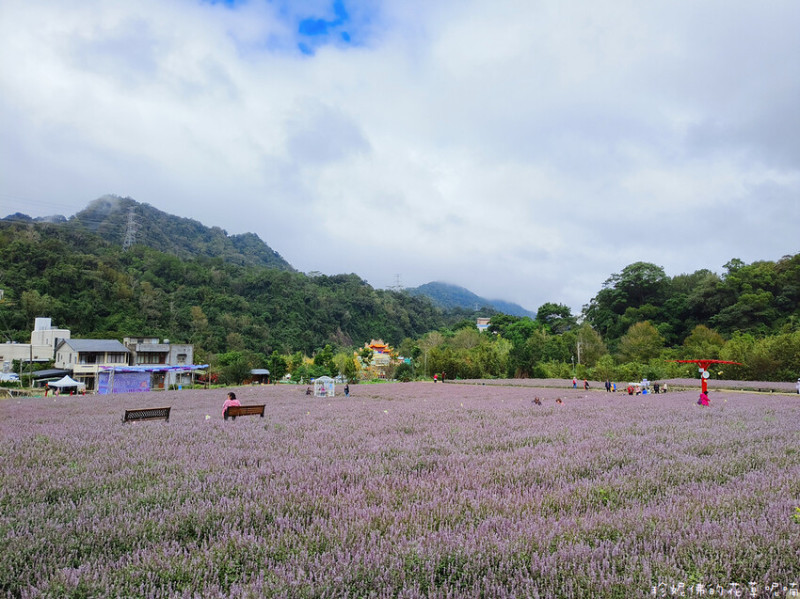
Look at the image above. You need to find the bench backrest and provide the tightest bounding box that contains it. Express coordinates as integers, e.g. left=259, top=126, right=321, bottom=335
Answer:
left=123, top=407, right=171, bottom=423
left=224, top=404, right=265, bottom=420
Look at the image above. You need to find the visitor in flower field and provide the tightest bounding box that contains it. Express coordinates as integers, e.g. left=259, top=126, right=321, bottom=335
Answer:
left=583, top=379, right=589, bottom=390
left=572, top=376, right=577, bottom=388
left=222, top=391, right=240, bottom=418
left=698, top=391, right=710, bottom=406
left=344, top=384, right=350, bottom=397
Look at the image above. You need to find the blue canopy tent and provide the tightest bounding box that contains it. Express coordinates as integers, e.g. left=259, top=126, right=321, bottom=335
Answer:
left=97, top=364, right=208, bottom=394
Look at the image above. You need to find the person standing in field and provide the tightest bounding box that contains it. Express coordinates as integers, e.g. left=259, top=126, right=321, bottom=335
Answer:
left=572, top=377, right=577, bottom=389
left=698, top=391, right=710, bottom=407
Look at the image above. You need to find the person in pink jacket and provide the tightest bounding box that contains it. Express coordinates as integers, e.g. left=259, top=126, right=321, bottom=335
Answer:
left=698, top=391, right=710, bottom=406
left=222, top=391, right=241, bottom=418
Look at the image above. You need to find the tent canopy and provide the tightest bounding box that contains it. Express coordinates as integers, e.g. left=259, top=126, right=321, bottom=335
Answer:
left=313, top=376, right=335, bottom=397
left=49, top=375, right=83, bottom=388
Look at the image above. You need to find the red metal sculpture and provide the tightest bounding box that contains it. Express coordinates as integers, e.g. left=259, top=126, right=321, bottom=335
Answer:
left=671, top=359, right=743, bottom=394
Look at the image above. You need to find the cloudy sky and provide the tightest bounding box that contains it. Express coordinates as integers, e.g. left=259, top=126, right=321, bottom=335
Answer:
left=1, top=0, right=798, bottom=314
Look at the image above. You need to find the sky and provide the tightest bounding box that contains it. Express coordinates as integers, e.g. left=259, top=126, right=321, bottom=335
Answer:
left=1, top=0, right=799, bottom=315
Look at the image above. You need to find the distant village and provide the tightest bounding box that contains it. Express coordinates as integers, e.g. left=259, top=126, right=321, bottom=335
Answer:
left=0, top=317, right=419, bottom=394
left=0, top=318, right=202, bottom=393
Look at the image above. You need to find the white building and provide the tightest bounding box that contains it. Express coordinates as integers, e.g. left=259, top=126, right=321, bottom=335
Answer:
left=0, top=317, right=70, bottom=372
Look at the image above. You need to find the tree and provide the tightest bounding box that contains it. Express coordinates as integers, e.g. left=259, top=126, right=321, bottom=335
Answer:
left=342, top=355, right=359, bottom=382
left=612, top=262, right=669, bottom=307
left=20, top=290, right=56, bottom=324
left=682, top=325, right=725, bottom=359
left=215, top=351, right=250, bottom=385
left=394, top=362, right=413, bottom=381
left=266, top=351, right=288, bottom=380
left=313, top=344, right=335, bottom=376
left=450, top=327, right=480, bottom=350
left=536, top=302, right=577, bottom=334
left=358, top=347, right=374, bottom=368
left=137, top=281, right=165, bottom=328
left=333, top=351, right=357, bottom=379
left=418, top=331, right=444, bottom=376
left=574, top=323, right=607, bottom=367
left=593, top=354, right=616, bottom=381
left=189, top=306, right=208, bottom=345
left=584, top=262, right=669, bottom=342
left=472, top=336, right=510, bottom=378
left=226, top=332, right=245, bottom=350
left=711, top=290, right=778, bottom=334
left=618, top=321, right=664, bottom=363
left=281, top=351, right=301, bottom=374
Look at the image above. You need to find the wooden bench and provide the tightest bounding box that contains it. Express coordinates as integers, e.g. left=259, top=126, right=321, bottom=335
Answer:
left=224, top=404, right=265, bottom=420
left=122, top=406, right=171, bottom=423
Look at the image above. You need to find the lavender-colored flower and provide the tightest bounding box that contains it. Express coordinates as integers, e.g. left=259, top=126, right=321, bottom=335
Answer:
left=1, top=383, right=798, bottom=597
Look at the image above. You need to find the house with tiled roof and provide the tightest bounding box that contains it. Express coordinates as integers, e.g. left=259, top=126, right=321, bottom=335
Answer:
left=55, top=339, right=130, bottom=390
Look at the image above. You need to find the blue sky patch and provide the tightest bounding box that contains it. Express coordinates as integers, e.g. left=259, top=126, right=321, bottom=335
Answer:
left=296, top=0, right=353, bottom=55
left=201, top=0, right=369, bottom=56
left=201, top=0, right=243, bottom=7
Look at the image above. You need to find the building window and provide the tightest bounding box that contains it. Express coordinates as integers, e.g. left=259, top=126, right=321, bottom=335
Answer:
left=137, top=353, right=165, bottom=365
left=177, top=354, right=187, bottom=364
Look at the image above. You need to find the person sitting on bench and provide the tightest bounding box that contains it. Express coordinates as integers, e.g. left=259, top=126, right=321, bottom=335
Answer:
left=222, top=392, right=241, bottom=418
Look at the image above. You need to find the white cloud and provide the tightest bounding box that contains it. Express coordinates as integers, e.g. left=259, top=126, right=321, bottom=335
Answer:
left=1, top=0, right=799, bottom=315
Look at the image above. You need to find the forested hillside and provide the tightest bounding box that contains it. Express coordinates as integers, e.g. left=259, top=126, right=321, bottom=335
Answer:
left=407, top=281, right=534, bottom=317
left=72, top=195, right=295, bottom=270
left=0, top=220, right=458, bottom=357
left=583, top=259, right=800, bottom=346
left=1, top=206, right=797, bottom=383
left=402, top=257, right=800, bottom=384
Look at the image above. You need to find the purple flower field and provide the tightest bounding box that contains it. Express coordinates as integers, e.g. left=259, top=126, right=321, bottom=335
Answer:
left=2, top=383, right=799, bottom=598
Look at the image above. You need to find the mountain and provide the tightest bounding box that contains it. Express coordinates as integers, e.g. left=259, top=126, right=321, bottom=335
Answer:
left=71, top=195, right=294, bottom=271
left=3, top=212, right=67, bottom=224
left=407, top=282, right=535, bottom=318
left=0, top=217, right=452, bottom=353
